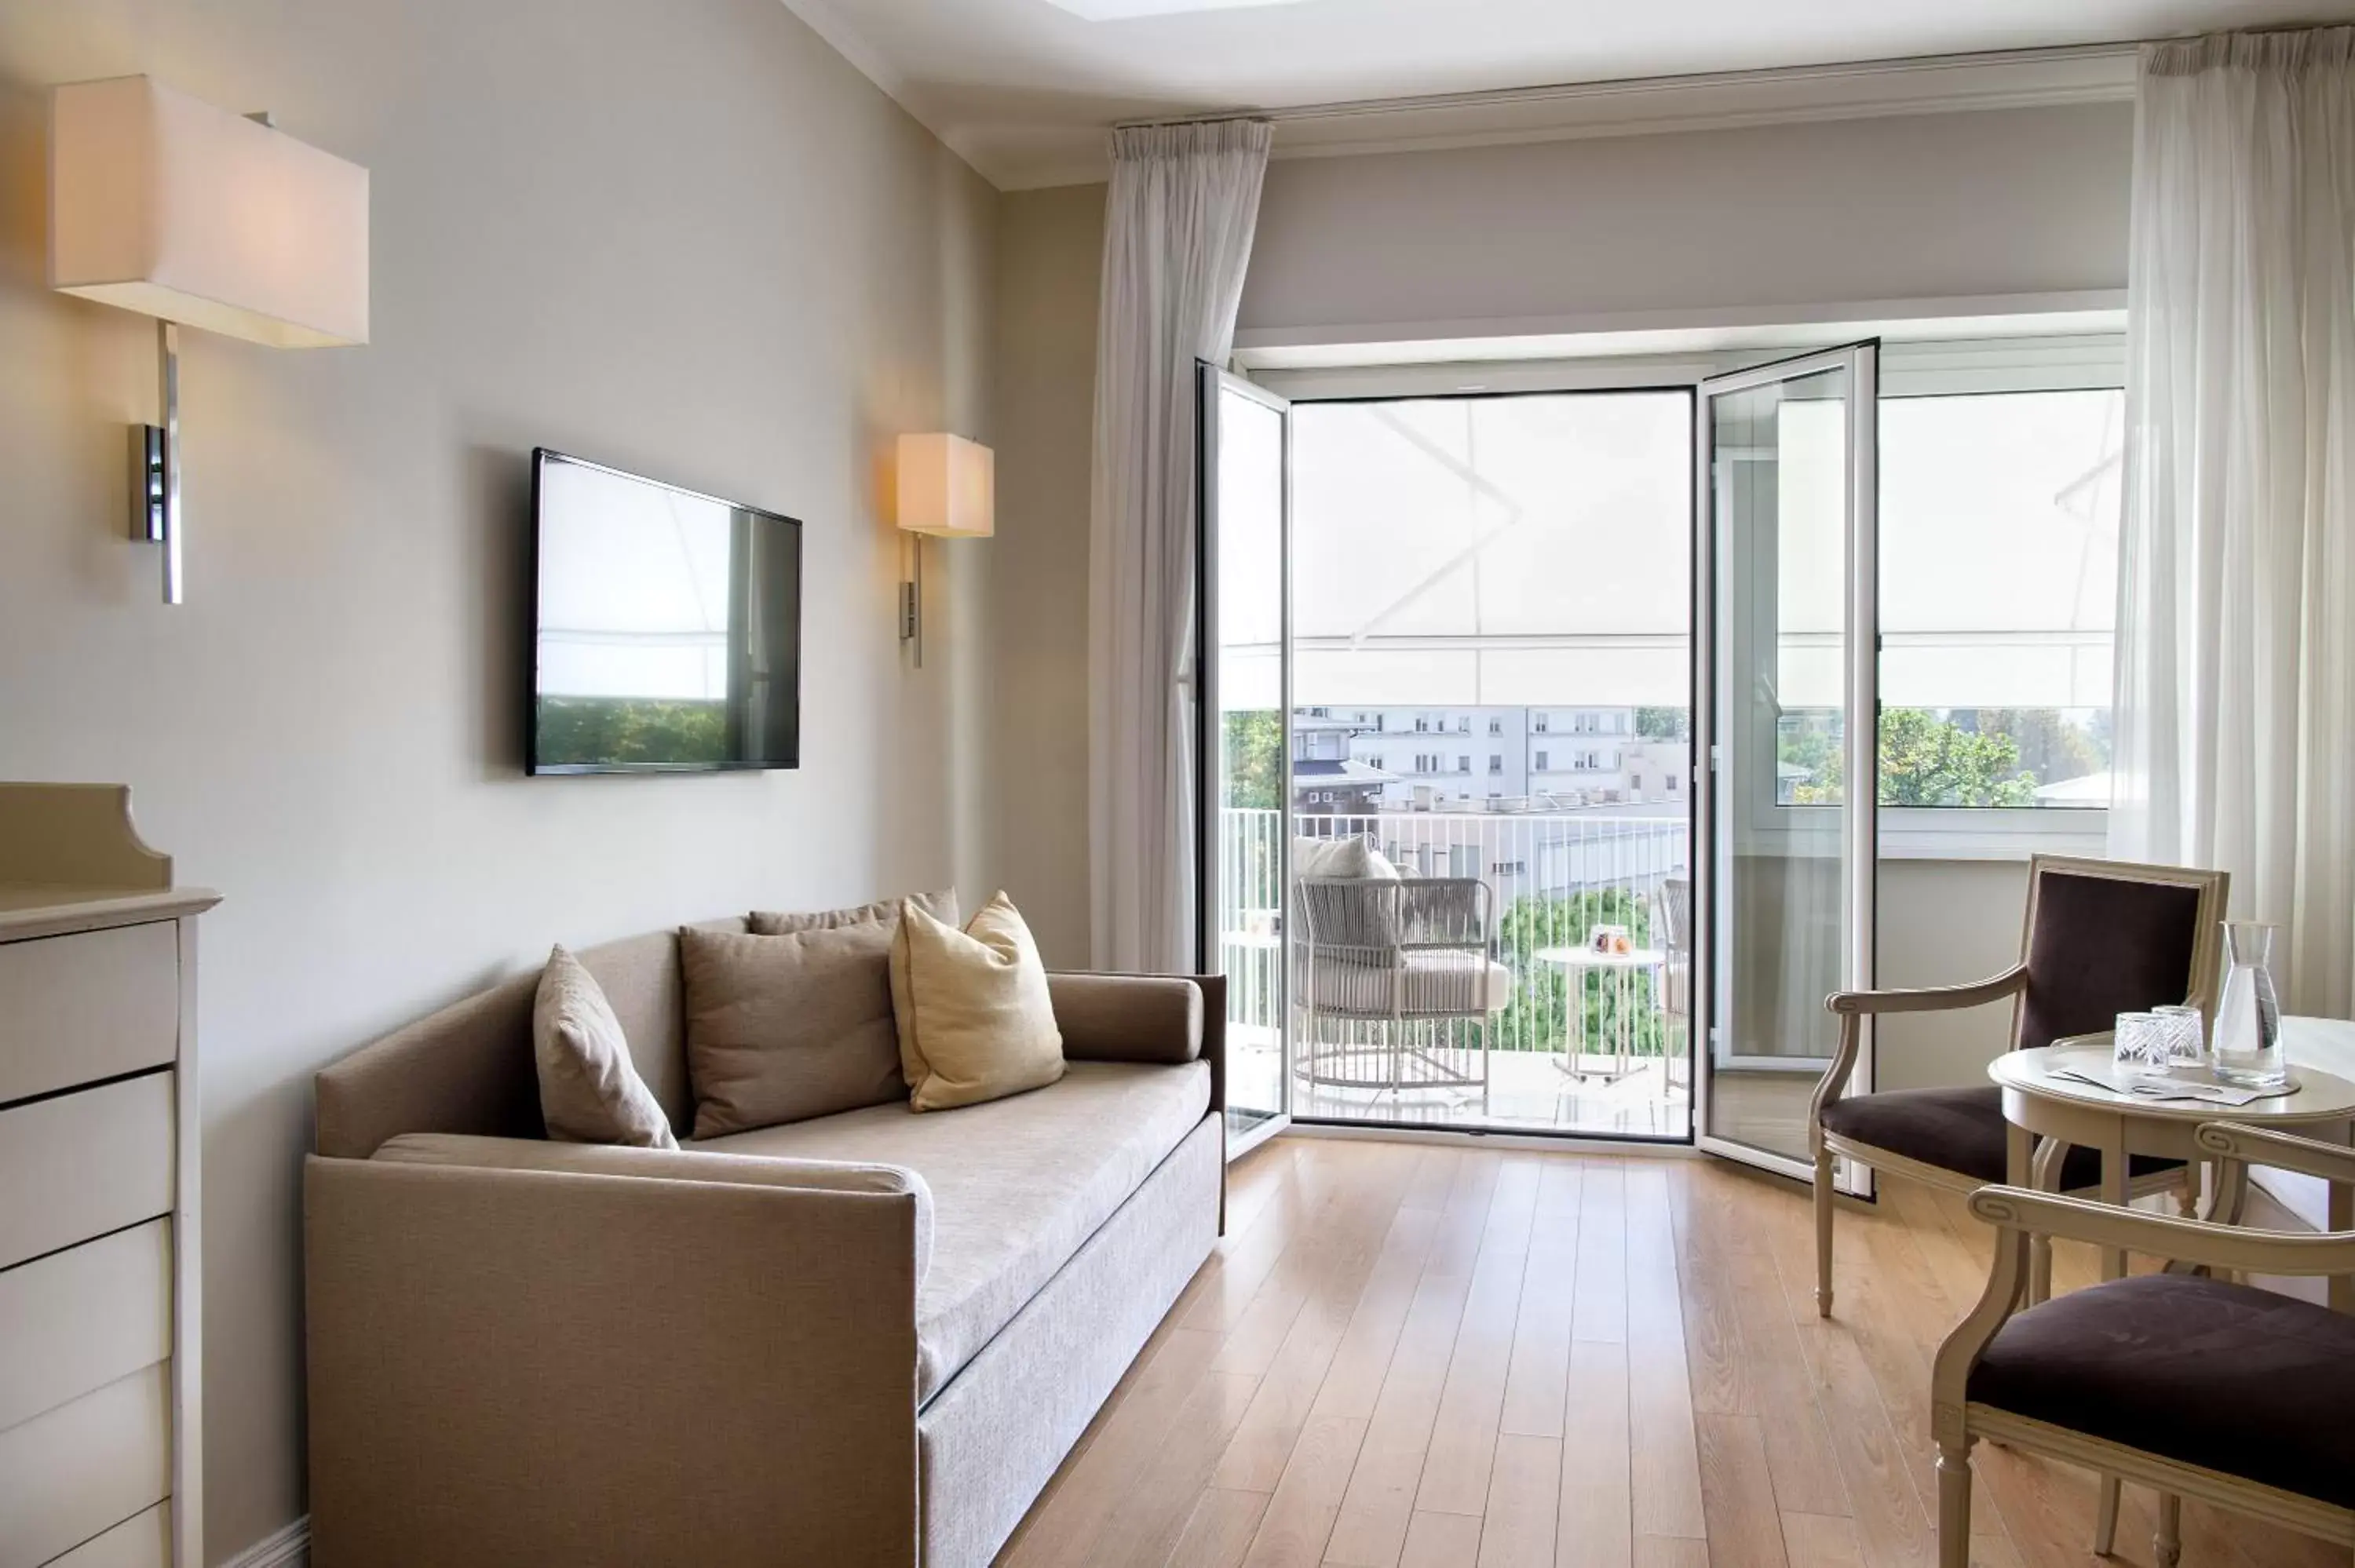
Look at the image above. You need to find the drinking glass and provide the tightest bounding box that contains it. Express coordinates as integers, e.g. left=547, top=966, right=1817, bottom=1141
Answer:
left=2152, top=1004, right=2207, bottom=1071
left=2113, top=1012, right=2167, bottom=1074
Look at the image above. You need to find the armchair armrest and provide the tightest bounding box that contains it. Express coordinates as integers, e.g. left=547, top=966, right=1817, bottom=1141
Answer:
left=2196, top=1120, right=2355, bottom=1185
left=1047, top=972, right=1204, bottom=1065
left=1809, top=965, right=2030, bottom=1143
left=1826, top=963, right=2028, bottom=1016
left=305, top=1154, right=923, bottom=1566
left=1965, top=1183, right=2355, bottom=1278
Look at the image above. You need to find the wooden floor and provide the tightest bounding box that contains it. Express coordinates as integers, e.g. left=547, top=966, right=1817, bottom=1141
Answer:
left=996, top=1136, right=2341, bottom=1568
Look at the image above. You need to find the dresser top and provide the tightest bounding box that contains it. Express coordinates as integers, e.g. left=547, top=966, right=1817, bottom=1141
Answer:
left=0, top=884, right=220, bottom=942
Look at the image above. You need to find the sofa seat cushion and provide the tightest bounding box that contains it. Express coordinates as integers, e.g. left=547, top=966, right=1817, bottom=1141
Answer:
left=1819, top=1085, right=2183, bottom=1188
left=692, top=1059, right=1211, bottom=1403
left=1967, top=1271, right=2355, bottom=1507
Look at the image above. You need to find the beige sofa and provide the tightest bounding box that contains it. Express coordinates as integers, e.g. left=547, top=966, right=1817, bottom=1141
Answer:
left=303, top=917, right=1226, bottom=1568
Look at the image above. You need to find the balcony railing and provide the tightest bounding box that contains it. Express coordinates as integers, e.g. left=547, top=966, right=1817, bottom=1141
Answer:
left=1214, top=808, right=1693, bottom=1073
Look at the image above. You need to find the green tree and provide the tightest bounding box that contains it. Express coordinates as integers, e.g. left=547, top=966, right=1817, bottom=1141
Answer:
left=1636, top=706, right=1691, bottom=742
left=1975, top=708, right=2105, bottom=787
left=1784, top=708, right=2038, bottom=807
left=1221, top=709, right=1284, bottom=810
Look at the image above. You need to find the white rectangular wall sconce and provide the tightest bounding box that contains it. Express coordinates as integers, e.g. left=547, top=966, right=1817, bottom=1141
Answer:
left=896, top=432, right=994, bottom=666
left=49, top=75, right=371, bottom=604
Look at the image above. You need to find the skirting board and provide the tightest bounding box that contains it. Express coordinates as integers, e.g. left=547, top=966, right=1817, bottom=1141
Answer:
left=223, top=1517, right=309, bottom=1568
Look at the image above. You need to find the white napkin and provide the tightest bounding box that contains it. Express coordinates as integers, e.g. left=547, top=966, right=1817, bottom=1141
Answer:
left=2049, top=1064, right=2295, bottom=1107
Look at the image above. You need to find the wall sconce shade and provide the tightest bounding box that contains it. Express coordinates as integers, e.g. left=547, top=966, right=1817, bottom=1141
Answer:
left=49, top=75, right=371, bottom=604
left=50, top=75, right=371, bottom=348
left=896, top=432, right=995, bottom=538
left=895, top=433, right=994, bottom=666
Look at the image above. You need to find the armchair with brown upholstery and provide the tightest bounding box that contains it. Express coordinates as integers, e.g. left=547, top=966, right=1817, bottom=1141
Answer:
left=1933, top=1121, right=2355, bottom=1568
left=1809, top=854, right=2229, bottom=1317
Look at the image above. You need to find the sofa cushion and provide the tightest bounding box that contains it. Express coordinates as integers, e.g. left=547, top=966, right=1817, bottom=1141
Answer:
left=534, top=946, right=676, bottom=1149
left=692, top=1059, right=1211, bottom=1402
left=748, top=888, right=958, bottom=937
left=1967, top=1271, right=2355, bottom=1508
left=681, top=924, right=910, bottom=1137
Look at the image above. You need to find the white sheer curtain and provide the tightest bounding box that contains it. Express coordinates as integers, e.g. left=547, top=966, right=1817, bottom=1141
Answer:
left=1089, top=119, right=1272, bottom=972
left=2112, top=27, right=2355, bottom=1017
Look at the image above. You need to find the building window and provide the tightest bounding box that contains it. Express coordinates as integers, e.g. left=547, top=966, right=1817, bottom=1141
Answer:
left=1667, top=775, right=1680, bottom=794
left=1415, top=717, right=1429, bottom=732
left=1488, top=717, right=1502, bottom=735
left=1489, top=860, right=1527, bottom=875
left=1456, top=756, right=1471, bottom=772
left=1457, top=716, right=1471, bottom=732
left=1534, top=750, right=1549, bottom=771
left=1534, top=714, right=1550, bottom=734
left=1366, top=754, right=1384, bottom=771
left=1488, top=754, right=1503, bottom=774
left=1630, top=774, right=1642, bottom=793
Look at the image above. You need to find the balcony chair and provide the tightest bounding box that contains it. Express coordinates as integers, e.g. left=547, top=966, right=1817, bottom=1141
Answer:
left=1933, top=1121, right=2355, bottom=1568
left=1810, top=854, right=2229, bottom=1317
left=1659, top=876, right=1691, bottom=1091
left=1292, top=875, right=1510, bottom=1100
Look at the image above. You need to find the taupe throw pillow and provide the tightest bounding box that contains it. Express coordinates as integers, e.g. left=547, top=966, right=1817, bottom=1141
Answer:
left=534, top=945, right=677, bottom=1148
left=749, top=888, right=958, bottom=936
left=889, top=892, right=1064, bottom=1113
left=681, top=890, right=953, bottom=1137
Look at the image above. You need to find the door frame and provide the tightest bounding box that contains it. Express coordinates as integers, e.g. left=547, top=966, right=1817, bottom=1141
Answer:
left=1197, top=361, right=1295, bottom=1159
left=1691, top=341, right=1879, bottom=1186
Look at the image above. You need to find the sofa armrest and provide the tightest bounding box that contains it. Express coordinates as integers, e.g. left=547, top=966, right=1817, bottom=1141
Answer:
left=370, top=1131, right=934, bottom=1285
left=1049, top=972, right=1204, bottom=1066
left=305, top=1154, right=923, bottom=1566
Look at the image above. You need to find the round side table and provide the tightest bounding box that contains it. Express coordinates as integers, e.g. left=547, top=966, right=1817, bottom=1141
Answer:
left=1988, top=1030, right=2355, bottom=1306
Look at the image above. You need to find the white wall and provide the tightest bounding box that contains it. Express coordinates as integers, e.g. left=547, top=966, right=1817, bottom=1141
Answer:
left=0, top=1, right=995, bottom=1558
left=1240, top=102, right=2133, bottom=340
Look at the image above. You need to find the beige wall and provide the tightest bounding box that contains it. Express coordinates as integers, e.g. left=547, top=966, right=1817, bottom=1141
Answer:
left=0, top=1, right=995, bottom=1559
left=983, top=184, right=1104, bottom=968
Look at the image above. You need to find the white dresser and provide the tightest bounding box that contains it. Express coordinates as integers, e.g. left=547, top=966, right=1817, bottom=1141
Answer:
left=0, top=786, right=214, bottom=1568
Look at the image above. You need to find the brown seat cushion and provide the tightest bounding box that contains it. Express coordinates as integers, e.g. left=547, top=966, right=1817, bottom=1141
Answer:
left=1969, top=1272, right=2355, bottom=1508
left=1819, top=1085, right=2181, bottom=1188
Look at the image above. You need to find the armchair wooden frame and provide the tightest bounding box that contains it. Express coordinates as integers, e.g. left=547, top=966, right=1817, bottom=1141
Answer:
left=1808, top=854, right=2229, bottom=1317
left=1931, top=1121, right=2355, bottom=1568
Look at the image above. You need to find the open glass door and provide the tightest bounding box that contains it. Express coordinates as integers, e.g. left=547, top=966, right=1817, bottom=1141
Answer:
left=1198, top=363, right=1293, bottom=1159
left=1695, top=344, right=1878, bottom=1185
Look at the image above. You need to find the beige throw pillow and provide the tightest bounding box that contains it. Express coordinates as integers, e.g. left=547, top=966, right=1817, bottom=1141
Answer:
left=534, top=945, right=677, bottom=1148
left=681, top=919, right=914, bottom=1138
left=889, top=892, right=1064, bottom=1112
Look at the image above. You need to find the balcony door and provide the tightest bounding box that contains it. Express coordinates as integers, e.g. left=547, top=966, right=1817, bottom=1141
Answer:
left=1197, top=363, right=1293, bottom=1160
left=1694, top=344, right=1879, bottom=1187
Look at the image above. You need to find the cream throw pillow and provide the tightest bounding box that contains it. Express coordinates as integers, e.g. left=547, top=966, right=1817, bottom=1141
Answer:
left=889, top=892, right=1064, bottom=1112
left=534, top=945, right=677, bottom=1148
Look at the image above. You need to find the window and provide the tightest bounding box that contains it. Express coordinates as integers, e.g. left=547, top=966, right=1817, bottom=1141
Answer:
left=1415, top=752, right=1443, bottom=772
left=1534, top=714, right=1550, bottom=734
left=1456, top=755, right=1471, bottom=772
left=1415, top=717, right=1429, bottom=732
left=1534, top=750, right=1549, bottom=771
left=1775, top=383, right=2121, bottom=811
left=1457, top=716, right=1472, bottom=732
left=1488, top=754, right=1503, bottom=774
left=1490, top=860, right=1527, bottom=875
left=1667, top=774, right=1679, bottom=794
left=1365, top=753, right=1385, bottom=771
left=1630, top=774, right=1643, bottom=793
left=1488, top=717, right=1502, bottom=735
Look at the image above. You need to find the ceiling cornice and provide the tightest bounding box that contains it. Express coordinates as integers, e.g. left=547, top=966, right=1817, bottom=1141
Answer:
left=1016, top=42, right=2139, bottom=189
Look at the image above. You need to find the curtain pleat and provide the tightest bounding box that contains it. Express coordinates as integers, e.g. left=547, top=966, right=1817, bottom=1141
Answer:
left=1087, top=119, right=1272, bottom=972
left=2112, top=27, right=2355, bottom=1016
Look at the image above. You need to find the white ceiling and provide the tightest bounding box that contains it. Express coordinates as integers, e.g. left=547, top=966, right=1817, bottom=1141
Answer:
left=781, top=0, right=2355, bottom=188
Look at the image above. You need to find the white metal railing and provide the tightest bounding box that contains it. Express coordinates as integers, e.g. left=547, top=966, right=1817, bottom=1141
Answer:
left=1214, top=807, right=1693, bottom=1067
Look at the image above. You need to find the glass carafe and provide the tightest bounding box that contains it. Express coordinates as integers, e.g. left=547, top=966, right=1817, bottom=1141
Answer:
left=2211, top=921, right=2287, bottom=1091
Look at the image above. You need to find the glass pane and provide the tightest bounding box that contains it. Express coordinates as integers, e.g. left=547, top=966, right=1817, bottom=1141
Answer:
left=1210, top=381, right=1287, bottom=1147
left=1878, top=388, right=2122, bottom=806
left=1708, top=366, right=1850, bottom=1165
left=1283, top=392, right=1695, bottom=1139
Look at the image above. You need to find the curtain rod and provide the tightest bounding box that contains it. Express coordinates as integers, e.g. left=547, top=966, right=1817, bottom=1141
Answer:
left=1111, top=39, right=2141, bottom=132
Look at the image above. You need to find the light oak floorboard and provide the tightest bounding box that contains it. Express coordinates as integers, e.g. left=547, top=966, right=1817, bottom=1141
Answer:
left=998, top=1138, right=2345, bottom=1568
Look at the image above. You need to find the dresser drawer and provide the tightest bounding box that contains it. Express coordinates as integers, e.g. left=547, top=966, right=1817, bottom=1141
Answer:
left=0, top=1218, right=171, bottom=1431
left=0, top=1361, right=170, bottom=1568
left=0, top=1073, right=175, bottom=1271
left=45, top=1501, right=169, bottom=1568
left=0, top=923, right=179, bottom=1108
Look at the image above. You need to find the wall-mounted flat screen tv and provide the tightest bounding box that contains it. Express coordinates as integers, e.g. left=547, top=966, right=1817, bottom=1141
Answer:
left=528, top=449, right=801, bottom=775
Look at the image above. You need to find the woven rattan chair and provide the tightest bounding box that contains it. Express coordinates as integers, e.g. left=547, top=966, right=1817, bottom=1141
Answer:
left=1292, top=876, right=1509, bottom=1096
